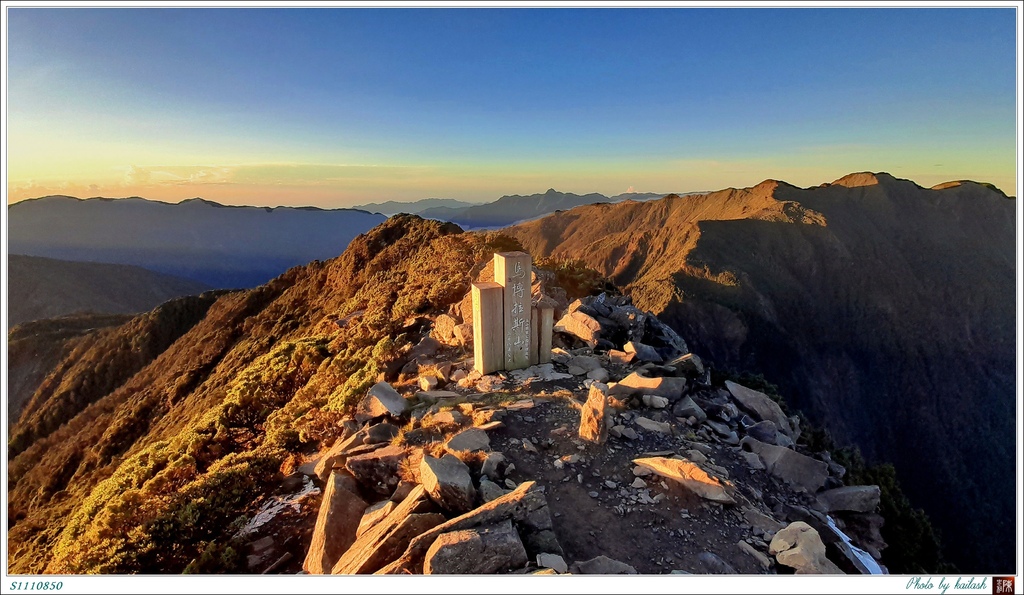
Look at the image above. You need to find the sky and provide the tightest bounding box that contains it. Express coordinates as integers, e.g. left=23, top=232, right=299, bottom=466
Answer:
left=3, top=5, right=1020, bottom=207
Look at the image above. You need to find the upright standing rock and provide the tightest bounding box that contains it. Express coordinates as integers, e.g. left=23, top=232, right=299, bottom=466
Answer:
left=472, top=281, right=504, bottom=375
left=536, top=300, right=555, bottom=364
left=529, top=307, right=540, bottom=366
left=303, top=471, right=368, bottom=574
left=579, top=382, right=609, bottom=444
left=494, top=252, right=532, bottom=371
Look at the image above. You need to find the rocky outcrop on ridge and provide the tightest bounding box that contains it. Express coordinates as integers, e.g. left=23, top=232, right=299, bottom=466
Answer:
left=277, top=291, right=886, bottom=575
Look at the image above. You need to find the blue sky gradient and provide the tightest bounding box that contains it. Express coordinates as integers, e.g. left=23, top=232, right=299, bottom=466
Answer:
left=5, top=7, right=1018, bottom=206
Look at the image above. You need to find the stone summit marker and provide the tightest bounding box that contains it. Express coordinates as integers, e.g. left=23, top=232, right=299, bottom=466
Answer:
left=471, top=251, right=554, bottom=374
left=471, top=281, right=504, bottom=375
left=495, top=252, right=532, bottom=371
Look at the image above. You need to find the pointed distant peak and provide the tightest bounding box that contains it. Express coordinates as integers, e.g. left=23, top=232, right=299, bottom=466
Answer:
left=752, top=179, right=782, bottom=191
left=545, top=188, right=560, bottom=195
left=749, top=178, right=799, bottom=195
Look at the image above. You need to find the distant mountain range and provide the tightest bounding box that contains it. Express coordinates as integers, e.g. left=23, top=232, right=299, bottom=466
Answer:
left=506, top=172, right=1016, bottom=572
left=7, top=191, right=674, bottom=288
left=7, top=196, right=386, bottom=288
left=7, top=255, right=210, bottom=329
left=4, top=173, right=1015, bottom=577
left=353, top=197, right=480, bottom=216
left=416, top=189, right=672, bottom=229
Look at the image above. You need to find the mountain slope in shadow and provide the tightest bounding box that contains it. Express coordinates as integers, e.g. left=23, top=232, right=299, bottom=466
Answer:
left=7, top=254, right=211, bottom=328
left=505, top=172, right=1016, bottom=572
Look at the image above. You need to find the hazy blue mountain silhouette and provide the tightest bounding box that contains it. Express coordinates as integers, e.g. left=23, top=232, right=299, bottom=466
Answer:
left=8, top=196, right=386, bottom=288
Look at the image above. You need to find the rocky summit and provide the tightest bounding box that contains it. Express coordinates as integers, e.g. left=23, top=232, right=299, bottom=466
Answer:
left=279, top=266, right=886, bottom=576
left=280, top=295, right=888, bottom=575
left=5, top=214, right=890, bottom=576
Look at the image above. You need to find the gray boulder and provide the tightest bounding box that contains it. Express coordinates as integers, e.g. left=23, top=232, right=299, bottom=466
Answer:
left=365, top=422, right=401, bottom=445
left=725, top=381, right=794, bottom=438
left=624, top=341, right=663, bottom=363
left=746, top=420, right=781, bottom=445
left=421, top=454, right=477, bottom=513
left=741, top=436, right=829, bottom=493
left=769, top=521, right=845, bottom=574
left=445, top=428, right=490, bottom=453
left=345, top=445, right=411, bottom=496
left=608, top=372, right=686, bottom=400
left=554, top=311, right=603, bottom=347
left=695, top=551, right=737, bottom=574
left=423, top=519, right=528, bottom=574
left=356, top=381, right=411, bottom=423
left=673, top=396, right=707, bottom=422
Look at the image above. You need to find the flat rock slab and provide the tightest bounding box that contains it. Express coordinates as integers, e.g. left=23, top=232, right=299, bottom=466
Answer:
left=423, top=519, right=528, bottom=574
left=445, top=428, right=491, bottom=453
left=695, top=551, right=737, bottom=574
left=642, top=394, right=670, bottom=409
left=633, top=456, right=736, bottom=504
left=569, top=555, right=637, bottom=574
left=741, top=437, right=828, bottom=493
left=356, top=381, right=411, bottom=423
left=635, top=416, right=672, bottom=434
left=416, top=390, right=461, bottom=404
left=725, top=380, right=794, bottom=438
left=608, top=372, right=686, bottom=400
left=568, top=355, right=603, bottom=372
left=537, top=552, right=568, bottom=574
left=357, top=500, right=396, bottom=538
left=669, top=353, right=704, bottom=375
left=314, top=429, right=368, bottom=482
left=738, top=540, right=771, bottom=569
left=743, top=507, right=785, bottom=534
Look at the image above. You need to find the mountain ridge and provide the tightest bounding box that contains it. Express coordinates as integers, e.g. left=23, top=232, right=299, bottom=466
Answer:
left=503, top=172, right=1016, bottom=571
left=4, top=172, right=1014, bottom=575
left=7, top=196, right=386, bottom=288
left=7, top=254, right=212, bottom=329
left=5, top=215, right=910, bottom=577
